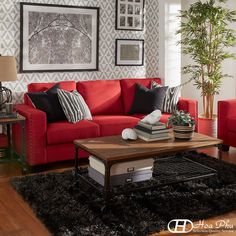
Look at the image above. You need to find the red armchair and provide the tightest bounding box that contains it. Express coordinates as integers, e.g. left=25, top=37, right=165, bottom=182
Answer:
left=218, top=99, right=236, bottom=151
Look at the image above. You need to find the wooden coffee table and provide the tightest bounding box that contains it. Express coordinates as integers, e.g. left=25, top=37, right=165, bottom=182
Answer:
left=74, top=133, right=223, bottom=202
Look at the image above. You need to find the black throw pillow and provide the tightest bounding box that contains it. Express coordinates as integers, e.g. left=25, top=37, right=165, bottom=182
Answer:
left=27, top=84, right=67, bottom=123
left=129, top=83, right=168, bottom=114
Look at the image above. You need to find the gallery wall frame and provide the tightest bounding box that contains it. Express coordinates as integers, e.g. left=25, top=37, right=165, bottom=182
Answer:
left=115, top=0, right=145, bottom=31
left=20, top=3, right=99, bottom=73
left=115, top=39, right=144, bottom=66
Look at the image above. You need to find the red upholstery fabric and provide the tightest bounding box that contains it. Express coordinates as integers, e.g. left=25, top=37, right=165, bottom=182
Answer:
left=92, top=115, right=139, bottom=136
left=47, top=120, right=100, bottom=145
left=13, top=104, right=47, bottom=165
left=46, top=143, right=88, bottom=164
left=218, top=99, right=236, bottom=147
left=77, top=80, right=123, bottom=115
left=178, top=97, right=198, bottom=131
left=0, top=134, right=8, bottom=148
left=28, top=81, right=76, bottom=92
left=159, top=113, right=171, bottom=124
left=120, top=78, right=162, bottom=114
left=227, top=117, right=236, bottom=132
left=25, top=81, right=76, bottom=105
left=131, top=114, right=146, bottom=119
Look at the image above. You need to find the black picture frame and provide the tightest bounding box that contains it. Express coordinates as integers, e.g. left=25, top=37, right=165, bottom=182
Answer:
left=20, top=3, right=99, bottom=73
left=115, top=0, right=145, bottom=31
left=115, top=39, right=144, bottom=66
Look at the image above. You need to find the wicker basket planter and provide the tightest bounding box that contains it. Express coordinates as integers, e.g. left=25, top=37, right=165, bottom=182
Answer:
left=173, top=125, right=195, bottom=140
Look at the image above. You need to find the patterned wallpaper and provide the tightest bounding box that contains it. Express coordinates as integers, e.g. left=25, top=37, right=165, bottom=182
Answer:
left=0, top=0, right=159, bottom=103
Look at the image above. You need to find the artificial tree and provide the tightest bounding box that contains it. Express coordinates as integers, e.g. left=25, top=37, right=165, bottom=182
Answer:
left=178, top=0, right=236, bottom=119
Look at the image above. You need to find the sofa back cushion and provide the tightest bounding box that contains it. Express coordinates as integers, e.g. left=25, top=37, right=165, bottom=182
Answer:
left=120, top=78, right=162, bottom=114
left=77, top=80, right=123, bottom=115
left=25, top=81, right=76, bottom=105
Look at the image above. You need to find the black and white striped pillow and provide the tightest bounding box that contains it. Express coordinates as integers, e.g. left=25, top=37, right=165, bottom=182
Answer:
left=57, top=89, right=92, bottom=123
left=151, top=81, right=182, bottom=113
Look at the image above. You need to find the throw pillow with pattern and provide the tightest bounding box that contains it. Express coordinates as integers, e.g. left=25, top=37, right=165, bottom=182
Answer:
left=57, top=89, right=92, bottom=123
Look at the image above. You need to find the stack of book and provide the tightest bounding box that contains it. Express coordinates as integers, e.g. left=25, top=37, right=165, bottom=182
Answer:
left=0, top=112, right=17, bottom=119
left=134, top=121, right=170, bottom=141
left=88, top=155, right=153, bottom=186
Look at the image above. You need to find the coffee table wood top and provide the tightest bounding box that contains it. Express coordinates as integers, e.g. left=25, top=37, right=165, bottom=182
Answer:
left=74, top=133, right=222, bottom=163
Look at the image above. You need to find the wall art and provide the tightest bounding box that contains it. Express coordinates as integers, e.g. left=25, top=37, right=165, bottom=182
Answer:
left=20, top=3, right=99, bottom=72
left=116, top=0, right=144, bottom=31
left=115, top=39, right=144, bottom=66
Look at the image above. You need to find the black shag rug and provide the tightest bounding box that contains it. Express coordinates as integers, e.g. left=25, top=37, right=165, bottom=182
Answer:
left=11, top=152, right=236, bottom=236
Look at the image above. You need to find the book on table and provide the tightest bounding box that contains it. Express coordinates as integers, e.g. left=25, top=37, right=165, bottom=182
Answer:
left=134, top=124, right=169, bottom=134
left=0, top=112, right=17, bottom=119
left=134, top=128, right=169, bottom=139
left=138, top=121, right=166, bottom=130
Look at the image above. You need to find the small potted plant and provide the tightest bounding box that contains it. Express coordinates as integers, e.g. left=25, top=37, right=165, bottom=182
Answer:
left=168, top=110, right=195, bottom=140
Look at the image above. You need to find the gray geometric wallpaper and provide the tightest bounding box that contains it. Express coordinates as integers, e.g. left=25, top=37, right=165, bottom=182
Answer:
left=0, top=0, right=159, bottom=103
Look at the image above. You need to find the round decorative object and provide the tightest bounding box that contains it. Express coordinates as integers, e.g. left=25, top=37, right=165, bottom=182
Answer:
left=141, top=109, right=162, bottom=125
left=173, top=125, right=195, bottom=140
left=122, top=128, right=138, bottom=140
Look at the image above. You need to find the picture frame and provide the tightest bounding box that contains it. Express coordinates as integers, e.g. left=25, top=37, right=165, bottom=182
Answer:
left=20, top=3, right=99, bottom=73
left=115, top=39, right=144, bottom=66
left=115, top=0, right=145, bottom=31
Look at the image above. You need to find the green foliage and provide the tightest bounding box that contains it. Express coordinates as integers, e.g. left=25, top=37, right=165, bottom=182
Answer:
left=177, top=0, right=236, bottom=118
left=168, top=110, right=195, bottom=127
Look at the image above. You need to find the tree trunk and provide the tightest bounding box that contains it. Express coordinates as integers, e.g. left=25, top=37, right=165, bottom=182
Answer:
left=205, top=95, right=210, bottom=118
left=210, top=94, right=214, bottom=119
left=203, top=94, right=215, bottom=119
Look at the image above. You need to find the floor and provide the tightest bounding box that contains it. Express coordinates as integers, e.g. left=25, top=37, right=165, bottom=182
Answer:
left=0, top=147, right=235, bottom=236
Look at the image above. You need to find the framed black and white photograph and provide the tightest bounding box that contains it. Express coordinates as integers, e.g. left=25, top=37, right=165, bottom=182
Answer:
left=115, top=39, right=144, bottom=66
left=20, top=3, right=99, bottom=73
left=116, top=0, right=144, bottom=31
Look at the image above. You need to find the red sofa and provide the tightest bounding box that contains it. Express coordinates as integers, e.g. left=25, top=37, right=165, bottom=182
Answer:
left=13, top=78, right=198, bottom=166
left=218, top=99, right=236, bottom=151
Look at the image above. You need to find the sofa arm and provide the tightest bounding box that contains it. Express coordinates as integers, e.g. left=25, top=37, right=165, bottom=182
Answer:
left=218, top=99, right=236, bottom=141
left=13, top=104, right=47, bottom=166
left=178, top=97, right=198, bottom=131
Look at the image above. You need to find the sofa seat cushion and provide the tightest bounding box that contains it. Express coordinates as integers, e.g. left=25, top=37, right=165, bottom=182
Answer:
left=120, top=78, right=162, bottom=114
left=47, top=120, right=100, bottom=145
left=227, top=117, right=236, bottom=132
left=92, top=115, right=140, bottom=136
left=77, top=80, right=123, bottom=115
left=159, top=113, right=171, bottom=124
left=132, top=113, right=171, bottom=124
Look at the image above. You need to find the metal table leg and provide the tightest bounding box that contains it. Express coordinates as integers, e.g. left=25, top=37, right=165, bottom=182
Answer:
left=217, top=144, right=223, bottom=174
left=6, top=124, right=11, bottom=158
left=104, top=162, right=111, bottom=205
left=75, top=145, right=79, bottom=173
left=20, top=120, right=28, bottom=174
